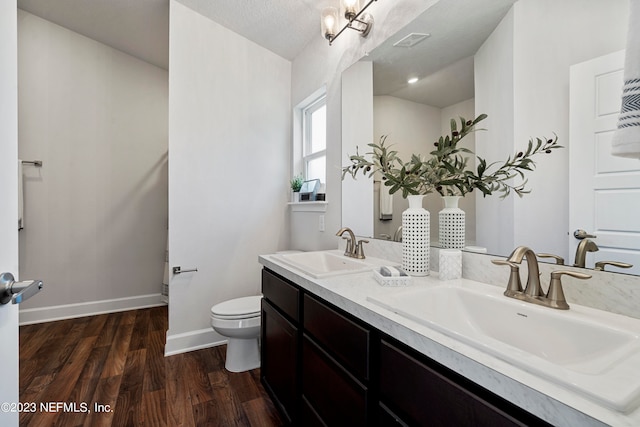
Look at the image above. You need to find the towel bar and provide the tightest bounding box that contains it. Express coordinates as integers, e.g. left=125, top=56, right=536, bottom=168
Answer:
left=22, top=160, right=43, bottom=167
left=172, top=266, right=198, bottom=274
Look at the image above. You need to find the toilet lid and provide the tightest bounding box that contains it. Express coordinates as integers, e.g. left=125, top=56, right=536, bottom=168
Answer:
left=211, top=295, right=262, bottom=318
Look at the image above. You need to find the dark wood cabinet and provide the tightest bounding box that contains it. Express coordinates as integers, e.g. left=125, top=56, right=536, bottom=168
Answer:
left=302, top=336, right=368, bottom=426
left=378, top=339, right=551, bottom=427
left=261, top=267, right=551, bottom=427
left=303, top=294, right=371, bottom=381
left=261, top=270, right=301, bottom=425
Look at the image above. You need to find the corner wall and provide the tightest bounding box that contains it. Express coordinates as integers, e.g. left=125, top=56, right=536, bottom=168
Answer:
left=167, top=1, right=291, bottom=354
left=17, top=10, right=169, bottom=323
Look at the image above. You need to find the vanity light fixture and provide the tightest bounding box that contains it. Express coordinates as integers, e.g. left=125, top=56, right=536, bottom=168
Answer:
left=321, top=0, right=377, bottom=45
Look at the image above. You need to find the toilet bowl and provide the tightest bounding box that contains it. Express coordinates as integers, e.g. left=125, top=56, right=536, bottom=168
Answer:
left=210, top=295, right=262, bottom=373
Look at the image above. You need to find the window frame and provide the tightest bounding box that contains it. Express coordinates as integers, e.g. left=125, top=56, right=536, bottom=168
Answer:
left=301, top=94, right=327, bottom=184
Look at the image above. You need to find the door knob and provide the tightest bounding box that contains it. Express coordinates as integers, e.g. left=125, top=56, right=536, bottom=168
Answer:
left=0, top=272, right=43, bottom=305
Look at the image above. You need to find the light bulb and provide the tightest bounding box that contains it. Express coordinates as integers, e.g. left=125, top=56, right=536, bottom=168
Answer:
left=321, top=7, right=339, bottom=40
left=341, top=0, right=360, bottom=20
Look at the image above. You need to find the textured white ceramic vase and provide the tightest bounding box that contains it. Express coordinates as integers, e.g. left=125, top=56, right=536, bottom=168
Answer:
left=402, top=195, right=430, bottom=276
left=439, top=196, right=465, bottom=249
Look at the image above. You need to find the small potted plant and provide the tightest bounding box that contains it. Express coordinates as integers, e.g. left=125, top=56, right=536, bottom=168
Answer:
left=290, top=174, right=303, bottom=202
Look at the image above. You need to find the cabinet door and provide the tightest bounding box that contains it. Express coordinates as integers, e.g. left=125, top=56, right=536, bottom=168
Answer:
left=302, top=336, right=368, bottom=427
left=303, top=294, right=370, bottom=381
left=379, top=340, right=547, bottom=427
left=261, top=299, right=299, bottom=424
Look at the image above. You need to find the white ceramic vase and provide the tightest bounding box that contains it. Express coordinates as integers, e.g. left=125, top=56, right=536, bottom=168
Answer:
left=439, top=195, right=465, bottom=249
left=402, top=195, right=430, bottom=276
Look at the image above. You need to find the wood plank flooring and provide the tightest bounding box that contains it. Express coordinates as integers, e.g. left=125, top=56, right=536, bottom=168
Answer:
left=18, top=306, right=283, bottom=427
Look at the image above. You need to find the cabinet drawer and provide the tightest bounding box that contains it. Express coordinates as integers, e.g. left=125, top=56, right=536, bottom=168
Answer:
left=262, top=269, right=300, bottom=322
left=303, top=294, right=370, bottom=381
left=302, top=336, right=367, bottom=427
left=380, top=340, right=547, bottom=427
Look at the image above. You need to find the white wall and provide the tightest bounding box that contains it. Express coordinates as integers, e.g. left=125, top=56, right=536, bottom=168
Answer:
left=290, top=0, right=440, bottom=249
left=474, top=7, right=516, bottom=255
left=0, top=1, right=20, bottom=424
left=475, top=0, right=627, bottom=259
left=167, top=1, right=291, bottom=354
left=17, top=10, right=169, bottom=322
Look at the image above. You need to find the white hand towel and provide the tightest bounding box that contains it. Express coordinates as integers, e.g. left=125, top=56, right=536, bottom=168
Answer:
left=612, top=0, right=640, bottom=159
left=18, top=159, right=24, bottom=230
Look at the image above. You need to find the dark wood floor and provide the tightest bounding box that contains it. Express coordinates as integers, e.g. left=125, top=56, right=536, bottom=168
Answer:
left=19, top=306, right=283, bottom=427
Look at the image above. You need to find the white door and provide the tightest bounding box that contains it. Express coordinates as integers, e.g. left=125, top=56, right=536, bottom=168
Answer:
left=570, top=50, right=640, bottom=275
left=0, top=2, right=20, bottom=426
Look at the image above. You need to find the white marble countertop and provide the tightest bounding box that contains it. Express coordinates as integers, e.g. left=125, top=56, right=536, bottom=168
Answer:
left=259, top=250, right=640, bottom=427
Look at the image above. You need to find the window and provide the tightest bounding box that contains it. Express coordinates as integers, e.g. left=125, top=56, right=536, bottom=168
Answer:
left=302, top=95, right=326, bottom=184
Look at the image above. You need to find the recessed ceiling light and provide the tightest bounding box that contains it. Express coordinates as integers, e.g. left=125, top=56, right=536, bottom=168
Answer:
left=407, top=77, right=419, bottom=84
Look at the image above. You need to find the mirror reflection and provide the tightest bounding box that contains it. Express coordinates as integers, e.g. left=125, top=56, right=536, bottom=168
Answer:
left=341, top=0, right=639, bottom=275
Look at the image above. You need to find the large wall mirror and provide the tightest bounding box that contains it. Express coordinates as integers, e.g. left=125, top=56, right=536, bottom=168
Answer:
left=341, top=0, right=639, bottom=275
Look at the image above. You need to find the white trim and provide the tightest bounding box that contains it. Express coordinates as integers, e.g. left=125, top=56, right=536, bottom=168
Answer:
left=164, top=327, right=226, bottom=356
left=288, top=201, right=328, bottom=212
left=18, top=293, right=166, bottom=325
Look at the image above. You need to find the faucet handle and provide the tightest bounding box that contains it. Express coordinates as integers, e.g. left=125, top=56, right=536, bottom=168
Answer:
left=355, top=239, right=369, bottom=259
left=537, top=253, right=565, bottom=265
left=594, top=261, right=633, bottom=271
left=491, top=260, right=523, bottom=296
left=574, top=229, right=596, bottom=239
left=546, top=270, right=591, bottom=310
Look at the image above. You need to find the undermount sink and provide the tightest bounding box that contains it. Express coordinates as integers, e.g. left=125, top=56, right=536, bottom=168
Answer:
left=275, top=250, right=375, bottom=278
left=367, top=282, right=640, bottom=413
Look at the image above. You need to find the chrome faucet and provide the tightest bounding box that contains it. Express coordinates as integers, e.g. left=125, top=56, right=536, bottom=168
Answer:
left=336, top=227, right=368, bottom=259
left=493, top=246, right=592, bottom=309
left=574, top=239, right=599, bottom=268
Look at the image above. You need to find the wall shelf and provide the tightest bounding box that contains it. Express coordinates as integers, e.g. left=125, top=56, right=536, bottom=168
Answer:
left=288, top=201, right=328, bottom=212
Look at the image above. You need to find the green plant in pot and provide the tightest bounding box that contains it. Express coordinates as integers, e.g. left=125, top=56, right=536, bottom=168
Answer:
left=341, top=114, right=562, bottom=199
left=290, top=174, right=304, bottom=193
left=290, top=174, right=304, bottom=202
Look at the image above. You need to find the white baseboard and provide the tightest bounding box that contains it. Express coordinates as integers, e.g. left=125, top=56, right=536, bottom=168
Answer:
left=164, top=328, right=227, bottom=356
left=18, top=293, right=166, bottom=325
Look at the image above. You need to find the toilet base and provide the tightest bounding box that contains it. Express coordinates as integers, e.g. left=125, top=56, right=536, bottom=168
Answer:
left=224, top=337, right=260, bottom=373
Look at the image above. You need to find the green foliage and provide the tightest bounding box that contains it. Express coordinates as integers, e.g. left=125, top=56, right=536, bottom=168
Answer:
left=290, top=174, right=304, bottom=192
left=341, top=114, right=562, bottom=198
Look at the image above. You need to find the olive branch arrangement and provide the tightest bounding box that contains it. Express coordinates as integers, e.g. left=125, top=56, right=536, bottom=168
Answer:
left=341, top=114, right=562, bottom=198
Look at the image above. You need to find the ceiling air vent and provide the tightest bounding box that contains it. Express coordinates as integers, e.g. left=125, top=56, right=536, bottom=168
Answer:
left=393, top=33, right=430, bottom=48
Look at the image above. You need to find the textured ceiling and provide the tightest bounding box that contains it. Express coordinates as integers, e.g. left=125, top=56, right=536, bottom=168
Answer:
left=16, top=0, right=517, bottom=107
left=16, top=0, right=336, bottom=69
left=18, top=0, right=171, bottom=69
left=175, top=0, right=334, bottom=61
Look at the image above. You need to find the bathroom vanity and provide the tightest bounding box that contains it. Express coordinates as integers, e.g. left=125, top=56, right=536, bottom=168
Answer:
left=259, top=251, right=640, bottom=427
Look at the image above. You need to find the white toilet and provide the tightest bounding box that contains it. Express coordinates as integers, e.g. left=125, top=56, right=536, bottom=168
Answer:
left=210, top=295, right=262, bottom=373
